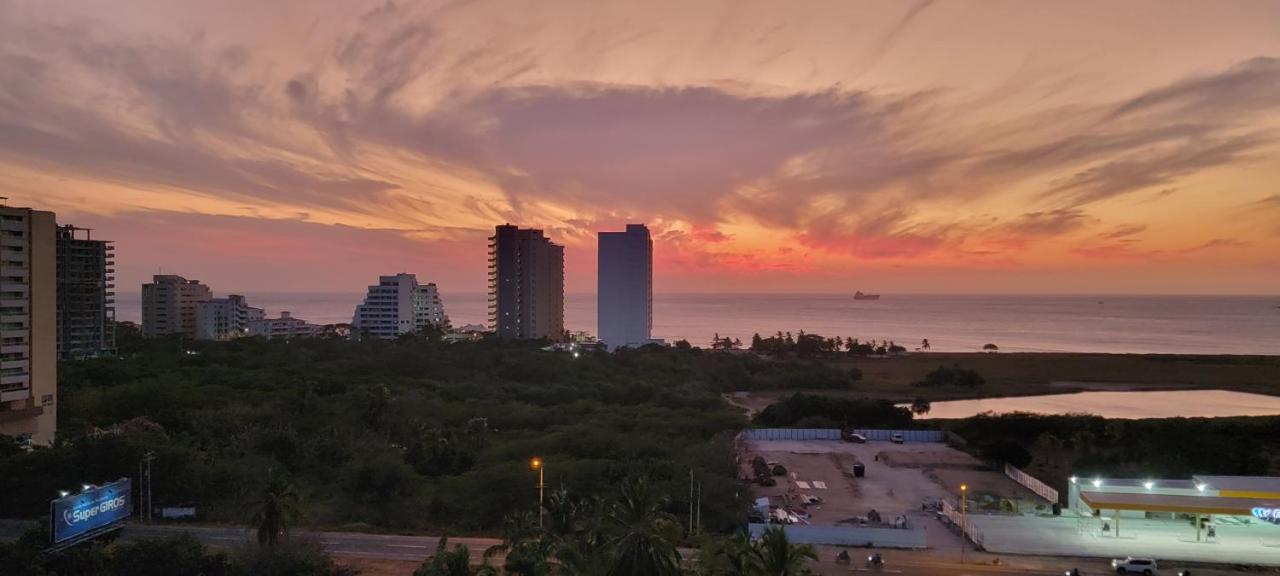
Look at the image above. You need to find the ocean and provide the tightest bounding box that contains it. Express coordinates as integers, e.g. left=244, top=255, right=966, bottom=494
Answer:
left=112, top=293, right=1280, bottom=355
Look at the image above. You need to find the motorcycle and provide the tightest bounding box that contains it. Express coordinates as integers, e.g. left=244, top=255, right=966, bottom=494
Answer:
left=866, top=553, right=884, bottom=570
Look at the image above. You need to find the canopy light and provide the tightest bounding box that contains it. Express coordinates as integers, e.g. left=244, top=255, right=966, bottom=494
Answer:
left=1069, top=476, right=1078, bottom=484
left=1091, top=478, right=1102, bottom=488
left=1143, top=481, right=1154, bottom=490
left=1196, top=483, right=1207, bottom=492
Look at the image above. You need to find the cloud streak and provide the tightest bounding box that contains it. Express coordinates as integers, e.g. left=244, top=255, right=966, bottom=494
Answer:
left=0, top=0, right=1276, bottom=293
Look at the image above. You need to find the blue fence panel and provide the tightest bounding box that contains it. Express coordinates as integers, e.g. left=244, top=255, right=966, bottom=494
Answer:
left=852, top=429, right=943, bottom=443
left=743, top=428, right=841, bottom=441
left=748, top=524, right=926, bottom=549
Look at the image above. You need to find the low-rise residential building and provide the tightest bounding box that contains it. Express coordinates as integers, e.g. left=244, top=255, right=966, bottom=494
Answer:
left=248, top=311, right=322, bottom=340
left=195, top=295, right=264, bottom=341
left=352, top=273, right=449, bottom=339
left=141, top=275, right=211, bottom=338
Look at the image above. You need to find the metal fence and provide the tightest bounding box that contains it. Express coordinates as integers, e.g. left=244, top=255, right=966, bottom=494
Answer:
left=940, top=499, right=984, bottom=549
left=742, top=428, right=842, bottom=441
left=747, top=524, right=927, bottom=549
left=1004, top=463, right=1060, bottom=504
left=852, top=429, right=944, bottom=443
left=743, top=428, right=944, bottom=442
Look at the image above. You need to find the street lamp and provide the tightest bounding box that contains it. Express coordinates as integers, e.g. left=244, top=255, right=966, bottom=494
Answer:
left=530, top=457, right=545, bottom=529
left=959, top=484, right=968, bottom=563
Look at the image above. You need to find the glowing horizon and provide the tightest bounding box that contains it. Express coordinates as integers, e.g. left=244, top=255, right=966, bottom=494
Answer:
left=4, top=0, right=1279, bottom=295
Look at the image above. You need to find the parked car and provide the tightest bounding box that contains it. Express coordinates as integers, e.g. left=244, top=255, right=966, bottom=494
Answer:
left=846, top=433, right=867, bottom=443
left=1112, top=557, right=1157, bottom=575
left=890, top=433, right=904, bottom=444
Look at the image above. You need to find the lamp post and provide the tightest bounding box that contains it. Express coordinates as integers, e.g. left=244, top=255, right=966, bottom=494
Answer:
left=531, top=457, right=545, bottom=529
left=960, top=484, right=968, bottom=563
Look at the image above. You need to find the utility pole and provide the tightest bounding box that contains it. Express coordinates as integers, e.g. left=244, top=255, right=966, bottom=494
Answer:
left=960, top=484, right=968, bottom=564
left=688, top=469, right=694, bottom=536
left=144, top=451, right=154, bottom=524
left=138, top=459, right=145, bottom=523
left=530, top=457, right=544, bottom=529
left=695, top=481, right=702, bottom=536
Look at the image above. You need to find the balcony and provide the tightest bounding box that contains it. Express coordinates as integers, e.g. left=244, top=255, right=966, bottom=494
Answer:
left=0, top=220, right=25, bottom=232
left=0, top=314, right=27, bottom=326
left=1, top=329, right=29, bottom=341
left=0, top=373, right=30, bottom=387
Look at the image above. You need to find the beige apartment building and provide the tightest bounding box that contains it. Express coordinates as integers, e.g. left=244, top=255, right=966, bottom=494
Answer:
left=141, top=275, right=212, bottom=338
left=0, top=206, right=57, bottom=446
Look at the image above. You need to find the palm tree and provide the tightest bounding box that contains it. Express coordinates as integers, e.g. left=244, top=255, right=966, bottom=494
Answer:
left=756, top=526, right=816, bottom=576
left=250, top=471, right=301, bottom=547
left=697, top=531, right=763, bottom=576
left=605, top=477, right=682, bottom=576
left=484, top=510, right=551, bottom=576
left=414, top=536, right=472, bottom=576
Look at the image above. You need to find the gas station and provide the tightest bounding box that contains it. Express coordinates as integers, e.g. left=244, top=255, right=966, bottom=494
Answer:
left=970, top=474, right=1280, bottom=566
left=1068, top=475, right=1280, bottom=539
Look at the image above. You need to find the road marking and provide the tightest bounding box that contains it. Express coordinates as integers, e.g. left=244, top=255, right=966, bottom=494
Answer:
left=386, top=544, right=430, bottom=549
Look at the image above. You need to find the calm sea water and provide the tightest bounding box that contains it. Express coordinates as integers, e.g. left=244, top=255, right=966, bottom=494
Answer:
left=918, top=390, right=1280, bottom=419
left=113, top=293, right=1280, bottom=355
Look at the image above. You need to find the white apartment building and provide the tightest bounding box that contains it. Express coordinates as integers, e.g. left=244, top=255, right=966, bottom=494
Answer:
left=195, top=295, right=264, bottom=341
left=0, top=206, right=57, bottom=446
left=352, top=273, right=449, bottom=339
left=248, top=311, right=321, bottom=340
left=141, top=275, right=212, bottom=338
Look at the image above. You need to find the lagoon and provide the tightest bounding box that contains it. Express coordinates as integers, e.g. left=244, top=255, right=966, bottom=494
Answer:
left=917, top=389, right=1280, bottom=420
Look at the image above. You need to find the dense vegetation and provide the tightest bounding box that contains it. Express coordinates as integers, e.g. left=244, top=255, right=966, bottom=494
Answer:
left=741, top=332, right=906, bottom=358
left=1, top=326, right=779, bottom=534
left=752, top=393, right=914, bottom=429
left=911, top=365, right=985, bottom=389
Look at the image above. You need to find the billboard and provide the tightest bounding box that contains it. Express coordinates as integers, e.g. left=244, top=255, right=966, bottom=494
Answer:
left=50, top=478, right=131, bottom=545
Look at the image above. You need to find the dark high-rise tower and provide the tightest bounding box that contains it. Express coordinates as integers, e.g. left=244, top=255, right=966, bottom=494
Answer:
left=55, top=226, right=116, bottom=360
left=597, top=224, right=652, bottom=349
left=489, top=224, right=564, bottom=340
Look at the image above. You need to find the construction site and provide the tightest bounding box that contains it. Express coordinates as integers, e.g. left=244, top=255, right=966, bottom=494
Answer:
left=739, top=428, right=1049, bottom=549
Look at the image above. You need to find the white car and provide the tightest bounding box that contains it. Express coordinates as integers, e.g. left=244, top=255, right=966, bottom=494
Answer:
left=1112, top=557, right=1157, bottom=575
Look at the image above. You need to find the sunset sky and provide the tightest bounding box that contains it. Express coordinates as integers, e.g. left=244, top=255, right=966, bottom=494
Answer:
left=4, top=0, right=1279, bottom=295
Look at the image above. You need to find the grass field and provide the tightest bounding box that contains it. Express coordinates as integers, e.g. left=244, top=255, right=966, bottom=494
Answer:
left=808, top=352, right=1279, bottom=402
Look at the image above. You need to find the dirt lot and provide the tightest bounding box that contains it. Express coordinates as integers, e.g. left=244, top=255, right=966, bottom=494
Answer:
left=745, top=439, right=1050, bottom=527
left=877, top=446, right=981, bottom=469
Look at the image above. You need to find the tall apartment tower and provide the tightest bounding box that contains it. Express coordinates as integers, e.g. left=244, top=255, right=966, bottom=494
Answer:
left=56, top=225, right=116, bottom=359
left=195, top=295, right=264, bottom=341
left=141, top=275, right=212, bottom=338
left=352, top=273, right=449, bottom=339
left=0, top=206, right=57, bottom=446
left=598, top=224, right=653, bottom=350
left=489, top=225, right=565, bottom=340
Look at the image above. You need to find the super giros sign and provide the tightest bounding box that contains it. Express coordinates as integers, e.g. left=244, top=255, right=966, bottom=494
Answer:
left=50, top=478, right=132, bottom=544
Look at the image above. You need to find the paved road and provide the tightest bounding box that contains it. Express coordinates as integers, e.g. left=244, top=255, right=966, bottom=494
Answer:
left=0, top=520, right=501, bottom=563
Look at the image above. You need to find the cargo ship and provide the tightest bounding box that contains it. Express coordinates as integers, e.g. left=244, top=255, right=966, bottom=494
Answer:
left=853, top=291, right=880, bottom=301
